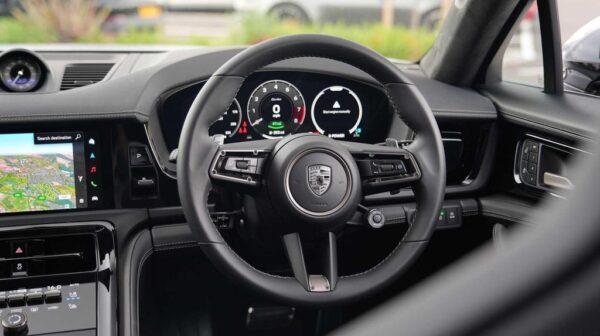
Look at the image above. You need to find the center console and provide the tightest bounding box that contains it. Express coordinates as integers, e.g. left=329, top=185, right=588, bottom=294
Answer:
left=0, top=223, right=116, bottom=336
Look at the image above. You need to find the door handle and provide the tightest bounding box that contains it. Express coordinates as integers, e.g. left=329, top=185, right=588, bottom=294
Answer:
left=543, top=172, right=574, bottom=190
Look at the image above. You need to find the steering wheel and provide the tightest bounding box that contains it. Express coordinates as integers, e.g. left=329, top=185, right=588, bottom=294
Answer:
left=177, top=34, right=445, bottom=306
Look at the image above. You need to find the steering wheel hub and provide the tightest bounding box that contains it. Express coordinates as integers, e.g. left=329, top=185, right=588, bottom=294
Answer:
left=267, top=134, right=361, bottom=230
left=286, top=150, right=350, bottom=215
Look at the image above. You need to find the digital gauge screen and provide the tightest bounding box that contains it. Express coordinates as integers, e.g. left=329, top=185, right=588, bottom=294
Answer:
left=247, top=80, right=306, bottom=138
left=311, top=86, right=363, bottom=139
left=158, top=71, right=393, bottom=149
left=208, top=98, right=242, bottom=138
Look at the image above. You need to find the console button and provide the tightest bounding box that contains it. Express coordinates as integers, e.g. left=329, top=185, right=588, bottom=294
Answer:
left=44, top=290, right=62, bottom=303
left=520, top=160, right=528, bottom=176
left=130, top=146, right=151, bottom=166
left=2, top=312, right=28, bottom=336
left=527, top=163, right=537, bottom=174
left=7, top=294, right=25, bottom=307
left=10, top=242, right=27, bottom=258
left=135, top=177, right=156, bottom=188
left=437, top=209, right=446, bottom=227
left=528, top=151, right=538, bottom=163
left=0, top=293, right=7, bottom=308
left=25, top=292, right=43, bottom=305
left=10, top=262, right=27, bottom=277
left=366, top=209, right=385, bottom=228
left=446, top=207, right=460, bottom=227
left=524, top=140, right=540, bottom=154
left=527, top=173, right=536, bottom=185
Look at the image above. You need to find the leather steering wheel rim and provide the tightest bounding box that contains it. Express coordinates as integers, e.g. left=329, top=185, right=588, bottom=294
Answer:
left=177, top=34, right=446, bottom=307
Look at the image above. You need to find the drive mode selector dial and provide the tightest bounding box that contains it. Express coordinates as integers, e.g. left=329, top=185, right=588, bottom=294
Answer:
left=2, top=312, right=28, bottom=336
left=247, top=80, right=306, bottom=138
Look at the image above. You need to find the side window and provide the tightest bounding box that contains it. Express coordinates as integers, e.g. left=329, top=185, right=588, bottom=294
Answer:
left=502, top=2, right=544, bottom=87
left=558, top=0, right=600, bottom=97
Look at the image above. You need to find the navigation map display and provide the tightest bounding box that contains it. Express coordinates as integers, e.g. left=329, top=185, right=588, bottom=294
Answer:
left=0, top=132, right=102, bottom=214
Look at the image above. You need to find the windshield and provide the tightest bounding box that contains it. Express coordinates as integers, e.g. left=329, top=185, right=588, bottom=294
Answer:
left=0, top=0, right=446, bottom=61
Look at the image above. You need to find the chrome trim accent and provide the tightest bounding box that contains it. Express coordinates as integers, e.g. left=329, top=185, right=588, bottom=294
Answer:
left=543, top=172, right=574, bottom=190
left=308, top=275, right=331, bottom=292
left=525, top=133, right=591, bottom=154
left=513, top=141, right=523, bottom=185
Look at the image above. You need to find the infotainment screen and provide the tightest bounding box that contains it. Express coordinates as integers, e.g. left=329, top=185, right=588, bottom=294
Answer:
left=0, top=131, right=103, bottom=214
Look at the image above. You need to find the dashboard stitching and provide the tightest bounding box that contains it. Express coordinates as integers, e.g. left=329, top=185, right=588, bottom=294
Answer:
left=154, top=244, right=199, bottom=252
left=0, top=111, right=148, bottom=122
left=154, top=241, right=198, bottom=248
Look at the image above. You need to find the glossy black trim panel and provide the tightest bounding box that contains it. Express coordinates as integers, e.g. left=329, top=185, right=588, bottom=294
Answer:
left=119, top=228, right=153, bottom=336
left=0, top=222, right=117, bottom=336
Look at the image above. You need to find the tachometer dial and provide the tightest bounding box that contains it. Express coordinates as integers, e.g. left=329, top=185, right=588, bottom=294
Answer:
left=311, top=86, right=363, bottom=139
left=0, top=56, right=42, bottom=92
left=247, top=80, right=306, bottom=138
left=209, top=98, right=243, bottom=137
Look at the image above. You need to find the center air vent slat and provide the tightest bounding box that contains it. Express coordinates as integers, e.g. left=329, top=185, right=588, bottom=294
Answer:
left=60, top=63, right=114, bottom=90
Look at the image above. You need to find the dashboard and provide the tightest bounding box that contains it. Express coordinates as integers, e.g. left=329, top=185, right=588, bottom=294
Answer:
left=0, top=45, right=501, bottom=336
left=0, top=46, right=499, bottom=218
left=158, top=71, right=394, bottom=149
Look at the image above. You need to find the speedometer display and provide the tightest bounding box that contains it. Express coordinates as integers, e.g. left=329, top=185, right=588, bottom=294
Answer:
left=209, top=98, right=242, bottom=138
left=247, top=80, right=306, bottom=138
left=311, top=86, right=363, bottom=139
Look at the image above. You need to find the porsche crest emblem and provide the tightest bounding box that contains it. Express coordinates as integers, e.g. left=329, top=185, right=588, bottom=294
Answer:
left=307, top=165, right=332, bottom=196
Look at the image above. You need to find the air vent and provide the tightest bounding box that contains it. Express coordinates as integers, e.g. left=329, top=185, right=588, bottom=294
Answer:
left=60, top=63, right=114, bottom=90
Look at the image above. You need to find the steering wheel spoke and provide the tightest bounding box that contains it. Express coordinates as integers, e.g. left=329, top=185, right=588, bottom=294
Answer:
left=341, top=141, right=422, bottom=195
left=209, top=139, right=278, bottom=187
left=282, top=232, right=338, bottom=292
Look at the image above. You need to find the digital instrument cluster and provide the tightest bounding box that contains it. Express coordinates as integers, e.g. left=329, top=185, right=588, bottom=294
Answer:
left=159, top=71, right=393, bottom=149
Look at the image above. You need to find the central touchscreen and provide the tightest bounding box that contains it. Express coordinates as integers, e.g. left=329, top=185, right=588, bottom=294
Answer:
left=0, top=131, right=102, bottom=214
